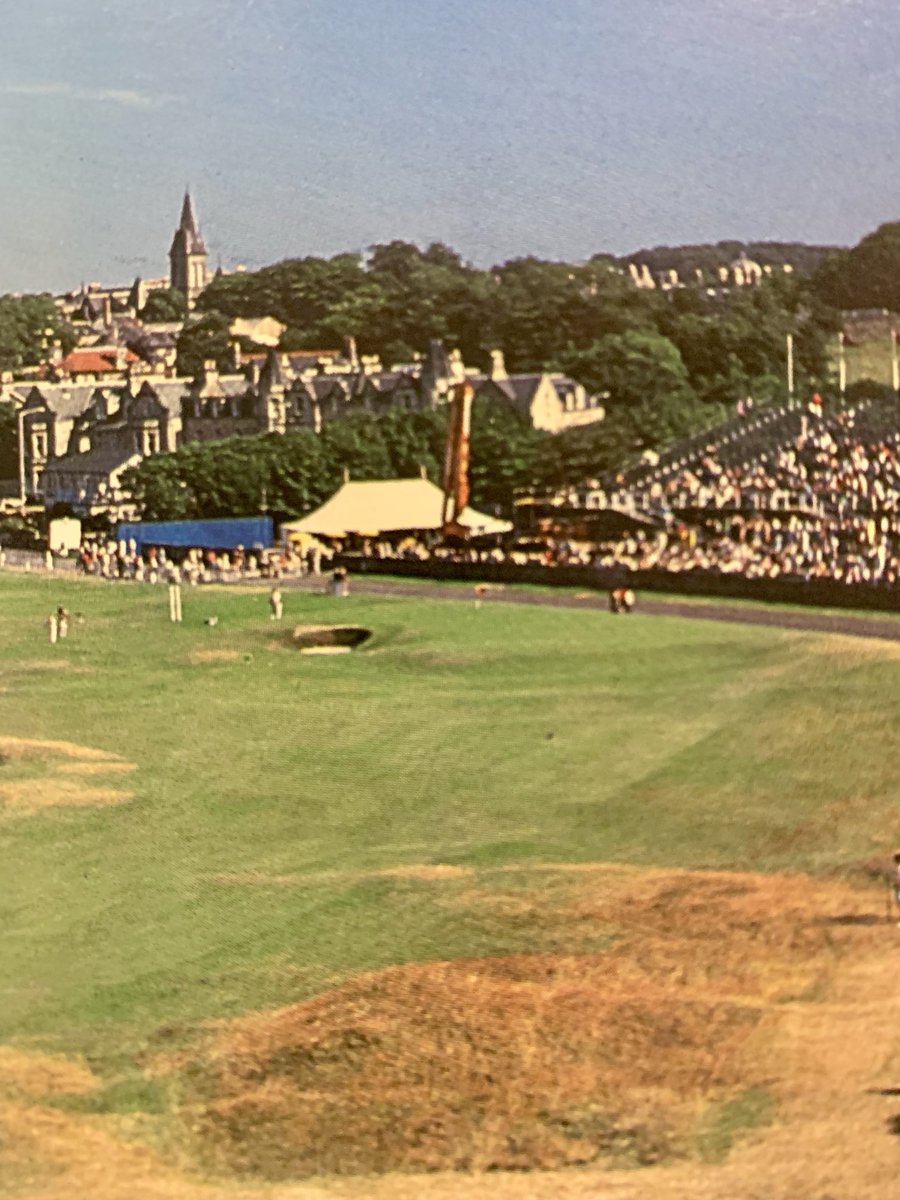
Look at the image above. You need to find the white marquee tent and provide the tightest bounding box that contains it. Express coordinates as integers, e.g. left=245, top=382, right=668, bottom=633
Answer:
left=281, top=478, right=512, bottom=539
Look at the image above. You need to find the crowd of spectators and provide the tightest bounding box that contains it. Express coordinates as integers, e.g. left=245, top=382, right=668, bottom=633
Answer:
left=591, top=403, right=900, bottom=586
left=10, top=398, right=900, bottom=593
left=76, top=540, right=334, bottom=584
left=346, top=400, right=900, bottom=588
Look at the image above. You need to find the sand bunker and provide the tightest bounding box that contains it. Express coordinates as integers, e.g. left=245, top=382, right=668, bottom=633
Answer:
left=292, top=625, right=371, bottom=652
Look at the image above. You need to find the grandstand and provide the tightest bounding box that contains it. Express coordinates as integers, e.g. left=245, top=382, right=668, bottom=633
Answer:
left=589, top=391, right=900, bottom=587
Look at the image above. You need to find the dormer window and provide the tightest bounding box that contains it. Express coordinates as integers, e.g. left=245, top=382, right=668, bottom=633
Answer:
left=142, top=422, right=161, bottom=456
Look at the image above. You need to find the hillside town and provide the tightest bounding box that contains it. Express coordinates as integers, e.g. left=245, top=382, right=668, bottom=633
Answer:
left=1, top=194, right=900, bottom=614
left=1, top=195, right=604, bottom=517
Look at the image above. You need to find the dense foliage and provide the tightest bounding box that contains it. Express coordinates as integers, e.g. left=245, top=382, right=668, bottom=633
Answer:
left=123, top=410, right=446, bottom=522
left=140, top=288, right=188, bottom=324
left=0, top=294, right=76, bottom=373
left=175, top=312, right=233, bottom=377
left=128, top=237, right=849, bottom=512
left=121, top=400, right=564, bottom=522
left=813, top=222, right=900, bottom=313
left=195, top=241, right=836, bottom=389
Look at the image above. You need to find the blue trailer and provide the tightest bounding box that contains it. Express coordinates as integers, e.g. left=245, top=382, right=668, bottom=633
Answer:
left=116, top=516, right=274, bottom=553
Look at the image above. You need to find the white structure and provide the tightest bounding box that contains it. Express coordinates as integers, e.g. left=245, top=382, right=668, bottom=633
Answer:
left=282, top=478, right=512, bottom=539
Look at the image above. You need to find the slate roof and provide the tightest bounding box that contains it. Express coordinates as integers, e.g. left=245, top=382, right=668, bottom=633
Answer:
left=23, top=384, right=98, bottom=420
left=43, top=445, right=138, bottom=476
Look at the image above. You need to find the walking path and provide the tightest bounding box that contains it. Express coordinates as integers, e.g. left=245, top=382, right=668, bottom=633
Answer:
left=283, top=573, right=900, bottom=644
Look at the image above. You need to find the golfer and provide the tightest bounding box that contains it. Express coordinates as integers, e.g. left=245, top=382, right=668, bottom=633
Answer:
left=269, top=587, right=284, bottom=621
left=56, top=606, right=70, bottom=639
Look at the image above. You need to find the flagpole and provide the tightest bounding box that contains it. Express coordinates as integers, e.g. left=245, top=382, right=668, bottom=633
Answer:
left=892, top=329, right=899, bottom=396
left=837, top=331, right=846, bottom=398
left=441, top=381, right=474, bottom=534
left=786, top=333, right=795, bottom=402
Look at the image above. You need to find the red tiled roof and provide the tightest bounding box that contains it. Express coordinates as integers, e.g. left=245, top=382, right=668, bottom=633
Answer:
left=243, top=349, right=341, bottom=361
left=57, top=348, right=140, bottom=374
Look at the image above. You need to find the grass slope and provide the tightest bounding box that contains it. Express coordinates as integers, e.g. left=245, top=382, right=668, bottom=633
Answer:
left=0, top=572, right=898, bottom=1072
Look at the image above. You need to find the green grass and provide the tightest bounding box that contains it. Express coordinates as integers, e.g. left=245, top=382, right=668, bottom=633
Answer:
left=694, top=1086, right=776, bottom=1162
left=1, top=571, right=899, bottom=1075
left=841, top=337, right=896, bottom=387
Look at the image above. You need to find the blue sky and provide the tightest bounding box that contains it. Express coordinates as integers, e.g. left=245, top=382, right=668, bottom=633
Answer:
left=1, top=0, right=898, bottom=293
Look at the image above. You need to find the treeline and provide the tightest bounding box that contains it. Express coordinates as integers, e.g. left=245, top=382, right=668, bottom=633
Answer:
left=813, top=222, right=900, bottom=313
left=193, top=241, right=836, bottom=391
left=121, top=399, right=643, bottom=523
left=183, top=242, right=840, bottom=463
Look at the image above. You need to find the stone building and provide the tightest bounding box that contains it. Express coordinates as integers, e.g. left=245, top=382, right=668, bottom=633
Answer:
left=3, top=339, right=602, bottom=516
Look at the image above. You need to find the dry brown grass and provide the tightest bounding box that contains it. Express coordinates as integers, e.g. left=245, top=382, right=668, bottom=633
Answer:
left=4, top=866, right=900, bottom=1200
left=0, top=736, right=135, bottom=814
left=0, top=737, right=125, bottom=763
left=54, top=761, right=136, bottom=777
left=175, top=868, right=899, bottom=1185
left=0, top=780, right=132, bottom=811
left=806, top=632, right=900, bottom=660
left=0, top=1048, right=98, bottom=1102
left=188, top=649, right=242, bottom=664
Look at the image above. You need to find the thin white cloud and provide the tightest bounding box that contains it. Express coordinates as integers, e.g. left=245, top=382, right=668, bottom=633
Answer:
left=0, top=82, right=173, bottom=109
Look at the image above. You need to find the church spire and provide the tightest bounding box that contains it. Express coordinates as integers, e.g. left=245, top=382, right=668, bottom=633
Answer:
left=169, top=191, right=208, bottom=305
left=180, top=190, right=199, bottom=236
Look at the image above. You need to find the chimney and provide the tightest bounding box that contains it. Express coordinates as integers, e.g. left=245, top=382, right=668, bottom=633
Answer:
left=200, top=359, right=220, bottom=394
left=489, top=349, right=508, bottom=381
left=448, top=348, right=466, bottom=383
left=102, top=295, right=113, bottom=326
left=230, top=340, right=242, bottom=371
left=344, top=335, right=359, bottom=370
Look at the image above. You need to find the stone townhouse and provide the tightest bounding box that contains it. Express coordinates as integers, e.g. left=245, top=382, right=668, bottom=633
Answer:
left=5, top=339, right=602, bottom=516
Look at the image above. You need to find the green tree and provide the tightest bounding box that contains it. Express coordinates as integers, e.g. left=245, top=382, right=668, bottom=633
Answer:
left=556, top=330, right=692, bottom=407
left=0, top=403, right=17, bottom=480
left=468, top=395, right=549, bottom=515
left=141, top=288, right=187, bottom=323
left=551, top=331, right=712, bottom=477
left=0, top=295, right=76, bottom=372
left=175, top=312, right=233, bottom=377
left=813, top=222, right=900, bottom=312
